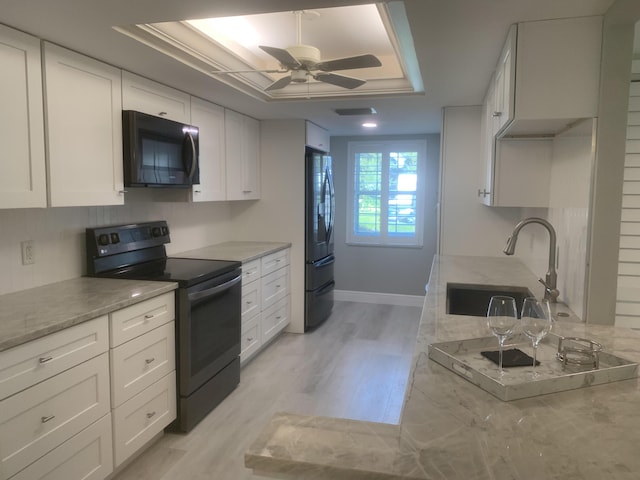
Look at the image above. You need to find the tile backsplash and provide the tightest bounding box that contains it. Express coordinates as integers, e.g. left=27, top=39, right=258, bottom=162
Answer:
left=0, top=200, right=233, bottom=295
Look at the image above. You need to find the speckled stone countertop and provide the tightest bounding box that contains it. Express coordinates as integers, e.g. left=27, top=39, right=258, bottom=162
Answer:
left=0, top=277, right=177, bottom=352
left=246, top=255, right=640, bottom=480
left=174, top=241, right=290, bottom=263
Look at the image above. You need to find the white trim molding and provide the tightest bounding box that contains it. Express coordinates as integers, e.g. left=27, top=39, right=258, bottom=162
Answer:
left=334, top=289, right=424, bottom=307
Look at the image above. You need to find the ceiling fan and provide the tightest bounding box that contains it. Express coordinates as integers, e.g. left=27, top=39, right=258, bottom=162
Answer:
left=212, top=11, right=382, bottom=91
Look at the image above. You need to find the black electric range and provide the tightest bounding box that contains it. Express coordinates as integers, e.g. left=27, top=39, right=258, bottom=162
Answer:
left=86, top=221, right=242, bottom=432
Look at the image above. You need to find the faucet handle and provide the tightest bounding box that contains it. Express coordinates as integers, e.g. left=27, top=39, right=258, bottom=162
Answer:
left=538, top=278, right=560, bottom=302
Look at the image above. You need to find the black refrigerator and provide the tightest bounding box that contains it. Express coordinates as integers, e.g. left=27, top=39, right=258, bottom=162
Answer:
left=305, top=146, right=335, bottom=331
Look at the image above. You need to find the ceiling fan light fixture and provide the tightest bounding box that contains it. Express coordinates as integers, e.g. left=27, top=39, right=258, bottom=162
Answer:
left=291, top=70, right=308, bottom=83
left=362, top=122, right=378, bottom=128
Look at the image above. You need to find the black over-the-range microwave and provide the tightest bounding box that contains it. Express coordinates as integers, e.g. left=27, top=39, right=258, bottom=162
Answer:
left=123, top=110, right=200, bottom=188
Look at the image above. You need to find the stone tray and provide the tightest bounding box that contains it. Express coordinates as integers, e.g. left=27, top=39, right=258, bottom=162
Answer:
left=428, top=333, right=638, bottom=401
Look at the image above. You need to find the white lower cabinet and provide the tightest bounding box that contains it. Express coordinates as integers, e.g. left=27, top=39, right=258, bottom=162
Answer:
left=108, top=295, right=177, bottom=468
left=0, top=291, right=177, bottom=480
left=240, top=248, right=291, bottom=365
left=9, top=414, right=113, bottom=480
left=0, top=353, right=111, bottom=479
left=112, top=371, right=176, bottom=467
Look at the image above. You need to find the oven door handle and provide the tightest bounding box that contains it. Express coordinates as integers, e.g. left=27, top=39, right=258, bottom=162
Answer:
left=188, top=274, right=241, bottom=302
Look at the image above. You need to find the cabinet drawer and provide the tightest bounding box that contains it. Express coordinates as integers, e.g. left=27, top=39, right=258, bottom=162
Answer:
left=0, top=316, right=108, bottom=401
left=110, top=292, right=175, bottom=347
left=10, top=413, right=113, bottom=480
left=112, top=371, right=176, bottom=467
left=262, top=295, right=290, bottom=344
left=242, top=259, right=261, bottom=284
left=261, top=249, right=289, bottom=276
left=241, top=280, right=261, bottom=322
left=262, top=267, right=290, bottom=310
left=0, top=353, right=110, bottom=479
left=110, top=322, right=175, bottom=407
left=122, top=71, right=191, bottom=123
left=240, top=317, right=261, bottom=365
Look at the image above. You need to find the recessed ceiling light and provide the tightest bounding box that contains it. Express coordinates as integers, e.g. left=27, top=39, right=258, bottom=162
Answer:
left=362, top=122, right=378, bottom=128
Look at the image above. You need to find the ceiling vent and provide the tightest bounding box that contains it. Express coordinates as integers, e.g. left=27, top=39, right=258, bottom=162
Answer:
left=334, top=107, right=377, bottom=116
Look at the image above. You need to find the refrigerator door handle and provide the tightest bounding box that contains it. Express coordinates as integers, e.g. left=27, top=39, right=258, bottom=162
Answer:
left=324, top=168, right=334, bottom=245
left=313, top=255, right=335, bottom=268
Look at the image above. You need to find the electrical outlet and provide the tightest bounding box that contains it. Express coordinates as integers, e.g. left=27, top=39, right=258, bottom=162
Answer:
left=21, top=241, right=35, bottom=265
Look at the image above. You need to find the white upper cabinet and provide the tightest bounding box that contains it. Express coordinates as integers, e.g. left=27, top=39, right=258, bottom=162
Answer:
left=479, top=16, right=602, bottom=207
left=122, top=71, right=191, bottom=123
left=306, top=121, right=330, bottom=152
left=0, top=25, right=47, bottom=209
left=499, top=16, right=602, bottom=137
left=43, top=43, right=124, bottom=207
left=490, top=26, right=516, bottom=136
left=225, top=109, right=260, bottom=200
left=190, top=98, right=226, bottom=202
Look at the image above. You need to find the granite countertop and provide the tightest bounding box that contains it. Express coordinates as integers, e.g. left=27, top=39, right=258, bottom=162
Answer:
left=173, top=241, right=291, bottom=263
left=246, top=255, right=640, bottom=480
left=0, top=277, right=177, bottom=352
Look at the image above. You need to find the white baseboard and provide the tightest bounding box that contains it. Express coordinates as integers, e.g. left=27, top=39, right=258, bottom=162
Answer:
left=334, top=289, right=424, bottom=307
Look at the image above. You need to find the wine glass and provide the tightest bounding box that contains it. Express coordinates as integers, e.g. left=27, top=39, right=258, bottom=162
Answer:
left=487, top=296, right=518, bottom=376
left=521, top=297, right=552, bottom=376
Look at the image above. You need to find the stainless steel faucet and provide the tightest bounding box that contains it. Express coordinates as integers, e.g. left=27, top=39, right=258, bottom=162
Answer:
left=503, top=217, right=560, bottom=302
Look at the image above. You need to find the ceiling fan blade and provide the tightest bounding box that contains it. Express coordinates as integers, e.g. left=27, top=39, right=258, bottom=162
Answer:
left=315, top=54, right=382, bottom=72
left=211, top=68, right=287, bottom=75
left=314, top=72, right=366, bottom=89
left=259, top=45, right=302, bottom=70
left=265, top=75, right=293, bottom=91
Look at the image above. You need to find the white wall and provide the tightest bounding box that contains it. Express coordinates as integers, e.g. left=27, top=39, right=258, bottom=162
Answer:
left=439, top=106, right=594, bottom=319
left=0, top=200, right=233, bottom=295
left=230, top=120, right=306, bottom=333
left=439, top=106, right=524, bottom=257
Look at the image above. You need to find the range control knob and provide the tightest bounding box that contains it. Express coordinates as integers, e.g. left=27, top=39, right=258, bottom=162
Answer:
left=98, top=234, right=110, bottom=246
left=161, top=226, right=169, bottom=236
left=110, top=233, right=120, bottom=244
left=151, top=227, right=162, bottom=237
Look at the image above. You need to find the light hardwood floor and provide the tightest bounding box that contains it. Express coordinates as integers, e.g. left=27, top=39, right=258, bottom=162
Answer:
left=113, top=300, right=421, bottom=480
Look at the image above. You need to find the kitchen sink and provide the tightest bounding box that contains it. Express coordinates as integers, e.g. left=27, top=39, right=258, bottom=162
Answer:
left=446, top=283, right=533, bottom=317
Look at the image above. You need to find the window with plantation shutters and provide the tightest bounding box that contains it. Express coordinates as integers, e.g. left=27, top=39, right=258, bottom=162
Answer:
left=347, top=140, right=426, bottom=247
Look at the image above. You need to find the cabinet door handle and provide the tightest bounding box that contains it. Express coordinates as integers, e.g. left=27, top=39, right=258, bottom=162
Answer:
left=276, top=316, right=282, bottom=320
left=247, top=337, right=254, bottom=342
left=194, top=190, right=202, bottom=193
left=477, top=189, right=491, bottom=198
left=41, top=415, right=56, bottom=423
left=39, top=356, right=53, bottom=364
left=276, top=284, right=281, bottom=288
left=118, top=190, right=128, bottom=195
left=145, top=357, right=155, bottom=364
left=144, top=314, right=155, bottom=320
left=146, top=411, right=156, bottom=419
left=158, top=111, right=167, bottom=116
left=492, top=111, right=502, bottom=117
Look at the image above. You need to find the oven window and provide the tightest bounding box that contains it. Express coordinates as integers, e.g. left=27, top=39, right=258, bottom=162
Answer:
left=190, top=284, right=240, bottom=377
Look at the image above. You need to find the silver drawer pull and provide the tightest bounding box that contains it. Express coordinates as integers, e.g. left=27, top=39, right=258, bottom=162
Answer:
left=492, top=111, right=502, bottom=117
left=146, top=411, right=156, bottom=419
left=39, top=356, right=53, bottom=364
left=246, top=300, right=252, bottom=305
left=275, top=259, right=281, bottom=263
left=276, top=284, right=281, bottom=288
left=144, top=314, right=155, bottom=320
left=276, top=316, right=282, bottom=320
left=41, top=415, right=55, bottom=423
left=247, top=337, right=253, bottom=342
left=145, top=358, right=155, bottom=364
left=158, top=111, right=167, bottom=116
